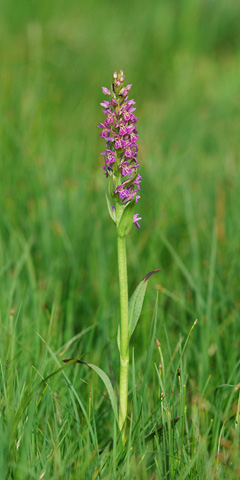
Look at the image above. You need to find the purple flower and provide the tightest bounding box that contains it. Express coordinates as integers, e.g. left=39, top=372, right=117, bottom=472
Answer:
left=124, top=146, right=137, bottom=159
left=100, top=100, right=110, bottom=108
left=119, top=125, right=128, bottom=136
left=101, top=149, right=116, bottom=166
left=119, top=162, right=137, bottom=176
left=99, top=70, right=142, bottom=229
left=102, top=87, right=111, bottom=95
left=133, top=214, right=142, bottom=229
left=132, top=173, right=141, bottom=190
left=130, top=132, right=139, bottom=143
left=99, top=128, right=110, bottom=139
left=115, top=138, right=126, bottom=149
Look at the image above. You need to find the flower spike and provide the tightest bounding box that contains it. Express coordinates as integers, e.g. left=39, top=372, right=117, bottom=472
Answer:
left=99, top=70, right=141, bottom=232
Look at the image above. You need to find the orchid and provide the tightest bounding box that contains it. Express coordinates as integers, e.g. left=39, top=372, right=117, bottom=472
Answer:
left=98, top=72, right=149, bottom=440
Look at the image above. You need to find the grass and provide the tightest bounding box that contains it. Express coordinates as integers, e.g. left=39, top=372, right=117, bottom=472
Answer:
left=0, top=0, right=240, bottom=478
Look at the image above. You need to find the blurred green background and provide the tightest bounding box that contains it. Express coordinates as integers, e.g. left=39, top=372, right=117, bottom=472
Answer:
left=1, top=0, right=240, bottom=378
left=1, top=0, right=240, bottom=371
left=0, top=0, right=240, bottom=476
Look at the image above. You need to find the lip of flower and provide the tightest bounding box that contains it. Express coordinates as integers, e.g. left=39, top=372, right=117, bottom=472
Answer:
left=132, top=174, right=141, bottom=191
left=99, top=129, right=112, bottom=139
left=124, top=147, right=138, bottom=159
left=118, top=126, right=128, bottom=136
left=102, top=107, right=116, bottom=115
left=122, top=83, right=132, bottom=92
left=100, top=100, right=110, bottom=108
left=119, top=105, right=136, bottom=116
left=117, top=189, right=132, bottom=199
left=126, top=124, right=137, bottom=134
left=125, top=99, right=135, bottom=106
left=124, top=140, right=138, bottom=149
left=133, top=213, right=142, bottom=228
left=130, top=132, right=139, bottom=142
left=114, top=182, right=139, bottom=203
left=101, top=149, right=116, bottom=165
left=104, top=113, right=116, bottom=126
left=119, top=101, right=136, bottom=112
left=122, top=190, right=138, bottom=203
left=119, top=164, right=137, bottom=176
left=115, top=139, right=126, bottom=149
left=110, top=98, right=118, bottom=106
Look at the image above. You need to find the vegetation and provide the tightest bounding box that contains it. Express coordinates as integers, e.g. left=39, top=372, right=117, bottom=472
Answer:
left=0, top=0, right=239, bottom=478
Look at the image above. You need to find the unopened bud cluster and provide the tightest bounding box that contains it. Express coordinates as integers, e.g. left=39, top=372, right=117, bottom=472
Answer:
left=98, top=70, right=141, bottom=229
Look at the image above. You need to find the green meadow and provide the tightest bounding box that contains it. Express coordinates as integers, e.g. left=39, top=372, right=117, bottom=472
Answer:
left=0, top=0, right=240, bottom=478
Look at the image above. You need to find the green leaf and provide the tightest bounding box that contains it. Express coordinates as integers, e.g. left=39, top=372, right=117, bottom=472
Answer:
left=62, top=358, right=118, bottom=423
left=106, top=194, right=116, bottom=223
left=88, top=363, right=118, bottom=422
left=117, top=200, right=135, bottom=237
left=129, top=269, right=161, bottom=339
left=141, top=293, right=158, bottom=396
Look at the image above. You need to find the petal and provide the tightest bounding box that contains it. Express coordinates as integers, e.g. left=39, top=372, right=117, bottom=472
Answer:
left=102, top=87, right=111, bottom=95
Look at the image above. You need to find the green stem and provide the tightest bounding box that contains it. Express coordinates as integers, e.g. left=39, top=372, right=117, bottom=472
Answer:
left=117, top=234, right=129, bottom=435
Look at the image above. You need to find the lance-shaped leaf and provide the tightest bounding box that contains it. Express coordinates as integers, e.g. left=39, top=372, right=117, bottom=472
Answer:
left=106, top=194, right=116, bottom=223
left=63, top=358, right=118, bottom=423
left=117, top=199, right=135, bottom=237
left=87, top=363, right=118, bottom=422
left=129, top=269, right=161, bottom=340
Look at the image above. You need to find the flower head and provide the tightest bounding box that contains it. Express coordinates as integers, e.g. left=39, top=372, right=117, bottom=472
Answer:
left=99, top=70, right=141, bottom=230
